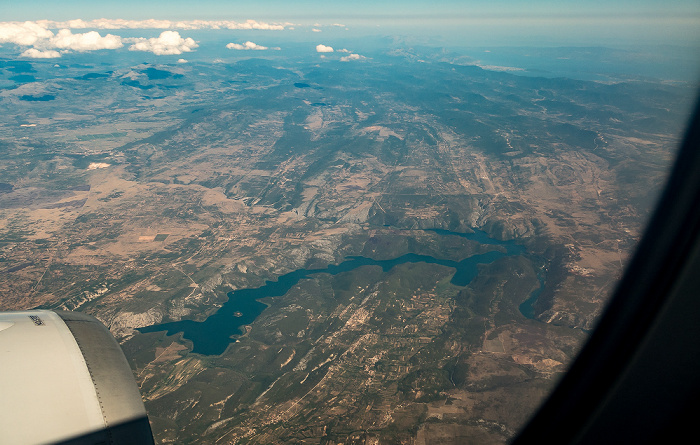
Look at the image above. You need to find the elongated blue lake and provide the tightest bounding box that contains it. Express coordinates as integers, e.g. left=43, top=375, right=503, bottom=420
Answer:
left=138, top=229, right=537, bottom=355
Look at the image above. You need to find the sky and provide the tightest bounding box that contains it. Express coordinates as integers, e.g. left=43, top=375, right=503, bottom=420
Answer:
left=2, top=0, right=699, bottom=22
left=0, top=0, right=698, bottom=59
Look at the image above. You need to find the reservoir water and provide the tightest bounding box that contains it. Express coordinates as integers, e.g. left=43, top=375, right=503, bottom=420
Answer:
left=138, top=229, right=539, bottom=355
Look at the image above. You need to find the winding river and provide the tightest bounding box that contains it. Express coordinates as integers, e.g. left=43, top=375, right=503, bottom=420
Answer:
left=138, top=229, right=540, bottom=355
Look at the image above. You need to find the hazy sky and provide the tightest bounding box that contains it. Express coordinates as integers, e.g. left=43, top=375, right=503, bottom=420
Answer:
left=1, top=1, right=698, bottom=48
left=2, top=0, right=699, bottom=22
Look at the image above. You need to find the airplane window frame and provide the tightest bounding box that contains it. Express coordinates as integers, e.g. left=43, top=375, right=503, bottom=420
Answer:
left=512, top=97, right=700, bottom=444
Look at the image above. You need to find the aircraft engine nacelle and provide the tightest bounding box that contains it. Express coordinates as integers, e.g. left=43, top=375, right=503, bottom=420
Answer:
left=0, top=310, right=154, bottom=444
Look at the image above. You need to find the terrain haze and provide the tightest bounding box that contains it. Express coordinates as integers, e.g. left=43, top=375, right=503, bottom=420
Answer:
left=0, top=4, right=698, bottom=444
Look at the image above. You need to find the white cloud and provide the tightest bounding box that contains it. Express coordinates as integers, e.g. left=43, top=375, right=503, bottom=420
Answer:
left=337, top=48, right=350, bottom=53
left=177, top=58, right=188, bottom=63
left=1, top=23, right=122, bottom=55
left=340, top=53, right=366, bottom=62
left=316, top=44, right=333, bottom=53
left=31, top=19, right=286, bottom=31
left=0, top=20, right=288, bottom=57
left=0, top=21, right=53, bottom=46
left=312, top=29, right=321, bottom=33
left=50, top=30, right=122, bottom=51
left=332, top=23, right=346, bottom=27
left=128, top=31, right=198, bottom=55
left=221, top=20, right=285, bottom=30
left=21, top=48, right=61, bottom=58
left=63, top=19, right=89, bottom=29
left=226, top=41, right=268, bottom=50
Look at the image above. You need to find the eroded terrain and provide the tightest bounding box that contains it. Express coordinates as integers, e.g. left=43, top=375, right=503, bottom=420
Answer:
left=0, top=48, right=691, bottom=443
